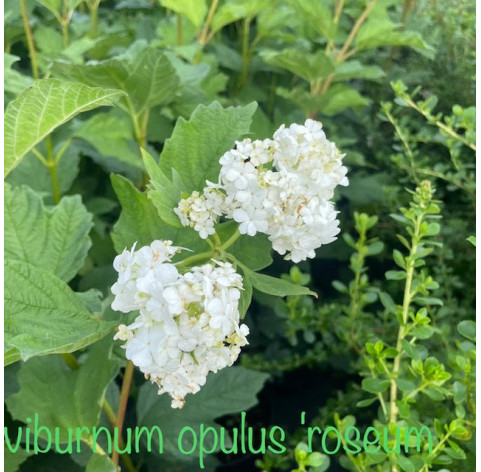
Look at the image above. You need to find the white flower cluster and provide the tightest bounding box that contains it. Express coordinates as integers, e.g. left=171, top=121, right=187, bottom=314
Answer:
left=111, top=240, right=248, bottom=408
left=175, top=119, right=348, bottom=262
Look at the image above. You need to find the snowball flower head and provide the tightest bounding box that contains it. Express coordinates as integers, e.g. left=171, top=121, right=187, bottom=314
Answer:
left=175, top=119, right=348, bottom=262
left=112, top=240, right=248, bottom=408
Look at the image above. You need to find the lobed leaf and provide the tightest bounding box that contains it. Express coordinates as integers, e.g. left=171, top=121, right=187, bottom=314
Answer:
left=4, top=259, right=116, bottom=365
left=5, top=183, right=93, bottom=282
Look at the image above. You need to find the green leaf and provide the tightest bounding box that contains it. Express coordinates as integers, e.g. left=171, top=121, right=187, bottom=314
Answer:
left=160, top=0, right=207, bottom=28
left=306, top=452, right=328, bottom=468
left=37, top=0, right=62, bottom=17
left=110, top=174, right=207, bottom=254
left=5, top=183, right=93, bottom=282
left=210, top=0, right=270, bottom=35
left=238, top=275, right=252, bottom=318
left=4, top=443, right=31, bottom=472
left=260, top=49, right=334, bottom=83
left=361, top=378, right=390, bottom=394
left=457, top=320, right=475, bottom=341
left=393, top=249, right=406, bottom=269
left=53, top=47, right=179, bottom=115
left=137, top=366, right=269, bottom=457
left=142, top=148, right=184, bottom=228
left=6, top=339, right=120, bottom=443
left=216, top=222, right=273, bottom=271
left=4, top=79, right=124, bottom=176
left=379, top=291, right=396, bottom=314
left=74, top=110, right=143, bottom=170
left=332, top=61, right=385, bottom=82
left=396, top=379, right=416, bottom=393
left=85, top=454, right=117, bottom=472
left=76, top=289, right=103, bottom=314
left=467, top=236, right=476, bottom=246
left=320, top=84, right=370, bottom=116
left=386, top=270, right=406, bottom=280
left=4, top=53, right=33, bottom=97
left=396, top=455, right=415, bottom=472
left=242, top=266, right=317, bottom=298
left=356, top=18, right=430, bottom=52
left=159, top=101, right=257, bottom=192
left=290, top=0, right=334, bottom=39
left=4, top=259, right=116, bottom=364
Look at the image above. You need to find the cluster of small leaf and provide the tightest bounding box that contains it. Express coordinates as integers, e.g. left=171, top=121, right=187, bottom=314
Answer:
left=381, top=81, right=476, bottom=199
left=255, top=182, right=475, bottom=472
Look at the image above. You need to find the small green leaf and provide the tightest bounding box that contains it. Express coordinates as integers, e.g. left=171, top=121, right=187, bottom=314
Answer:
left=238, top=275, right=252, bottom=318
left=361, top=378, right=390, bottom=394
left=396, top=455, right=415, bottom=472
left=242, top=266, right=317, bottom=298
left=393, top=249, right=406, bottom=269
left=457, top=320, right=475, bottom=341
left=386, top=270, right=406, bottom=280
left=379, top=291, right=396, bottom=314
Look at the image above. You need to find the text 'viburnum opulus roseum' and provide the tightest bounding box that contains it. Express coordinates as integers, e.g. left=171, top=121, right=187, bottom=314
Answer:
left=175, top=119, right=348, bottom=262
left=111, top=240, right=248, bottom=408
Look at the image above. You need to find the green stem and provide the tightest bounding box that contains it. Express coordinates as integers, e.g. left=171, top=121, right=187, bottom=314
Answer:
left=19, top=0, right=39, bottom=79
left=237, top=17, right=251, bottom=92
left=61, top=0, right=70, bottom=47
left=61, top=353, right=79, bottom=369
left=177, top=13, right=183, bottom=45
left=88, top=0, right=100, bottom=37
left=61, top=20, right=69, bottom=47
left=405, top=96, right=476, bottom=152
left=389, top=213, right=422, bottom=472
left=419, top=432, right=452, bottom=472
left=46, top=137, right=61, bottom=204
left=383, top=105, right=418, bottom=183
left=220, top=230, right=241, bottom=250
left=198, top=0, right=219, bottom=46
left=177, top=250, right=216, bottom=267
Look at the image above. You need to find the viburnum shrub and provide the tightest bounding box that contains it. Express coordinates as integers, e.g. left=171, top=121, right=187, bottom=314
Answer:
left=110, top=119, right=348, bottom=408
left=4, top=1, right=474, bottom=471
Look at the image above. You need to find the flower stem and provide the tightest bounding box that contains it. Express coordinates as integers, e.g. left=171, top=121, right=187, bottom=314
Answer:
left=112, top=360, right=135, bottom=467
left=220, top=230, right=241, bottom=251
left=177, top=250, right=215, bottom=267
